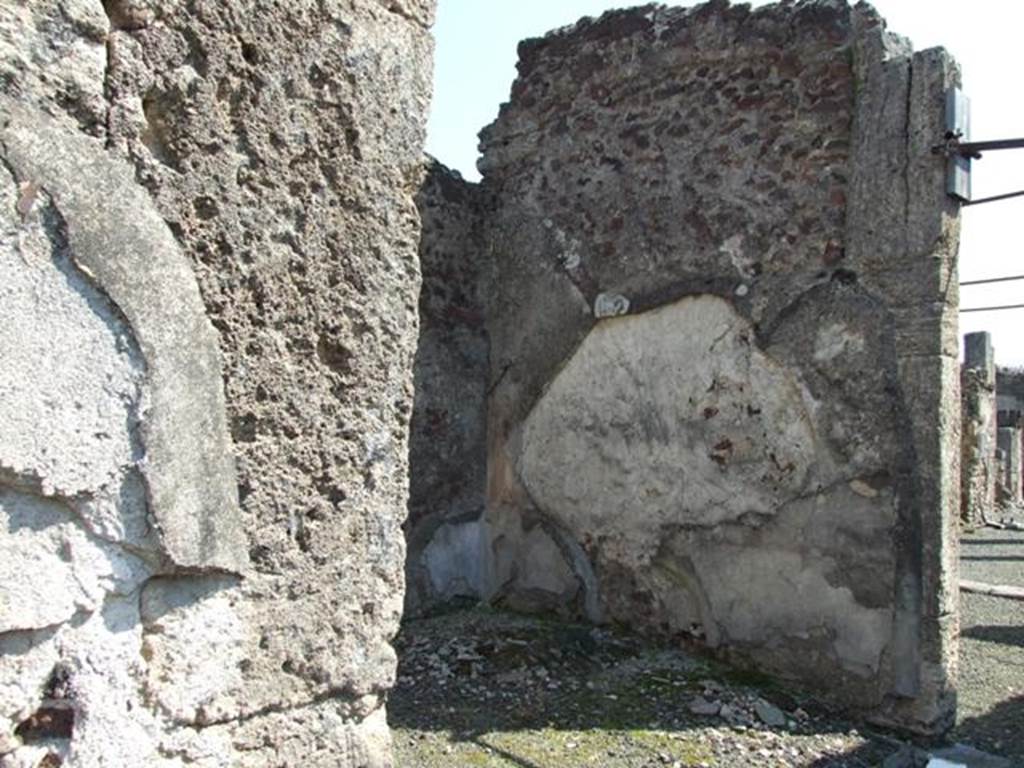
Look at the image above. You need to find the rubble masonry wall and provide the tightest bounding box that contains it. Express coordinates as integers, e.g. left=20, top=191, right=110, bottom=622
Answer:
left=411, top=0, right=961, bottom=733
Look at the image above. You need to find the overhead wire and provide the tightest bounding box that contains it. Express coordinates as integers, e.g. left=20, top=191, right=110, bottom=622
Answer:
left=960, top=303, right=1024, bottom=313
left=960, top=274, right=1024, bottom=286
left=959, top=274, right=1023, bottom=311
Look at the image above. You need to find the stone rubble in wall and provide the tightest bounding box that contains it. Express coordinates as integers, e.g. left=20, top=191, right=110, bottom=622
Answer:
left=463, top=0, right=962, bottom=734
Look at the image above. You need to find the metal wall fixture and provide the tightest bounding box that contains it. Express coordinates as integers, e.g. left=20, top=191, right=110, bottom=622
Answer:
left=934, top=89, right=1024, bottom=206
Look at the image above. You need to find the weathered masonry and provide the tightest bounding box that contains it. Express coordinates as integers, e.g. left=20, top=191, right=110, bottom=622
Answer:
left=996, top=366, right=1024, bottom=424
left=408, top=0, right=962, bottom=734
left=996, top=367, right=1024, bottom=503
left=1, top=1, right=432, bottom=766
left=3, top=1, right=965, bottom=765
left=961, top=332, right=997, bottom=526
left=997, top=427, right=1024, bottom=505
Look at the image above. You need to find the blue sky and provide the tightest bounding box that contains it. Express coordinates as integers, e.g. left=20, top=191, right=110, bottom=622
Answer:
left=426, top=0, right=1024, bottom=365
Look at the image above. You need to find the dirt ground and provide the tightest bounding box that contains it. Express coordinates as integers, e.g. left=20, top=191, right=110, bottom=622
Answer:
left=390, top=527, right=1023, bottom=768
left=953, top=526, right=1024, bottom=763
left=391, top=609, right=904, bottom=767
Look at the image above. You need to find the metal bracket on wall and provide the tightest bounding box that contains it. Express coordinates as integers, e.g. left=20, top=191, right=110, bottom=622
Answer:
left=934, top=88, right=1024, bottom=206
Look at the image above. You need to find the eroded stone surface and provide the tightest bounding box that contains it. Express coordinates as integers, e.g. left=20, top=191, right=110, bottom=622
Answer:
left=2, top=0, right=434, bottom=764
left=996, top=428, right=1023, bottom=505
left=0, top=1, right=108, bottom=135
left=961, top=333, right=997, bottom=526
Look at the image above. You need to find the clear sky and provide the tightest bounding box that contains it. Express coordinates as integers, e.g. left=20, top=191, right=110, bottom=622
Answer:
left=425, top=0, right=1024, bottom=366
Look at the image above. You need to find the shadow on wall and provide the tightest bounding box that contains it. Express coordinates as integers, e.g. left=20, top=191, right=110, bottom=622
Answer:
left=404, top=160, right=490, bottom=615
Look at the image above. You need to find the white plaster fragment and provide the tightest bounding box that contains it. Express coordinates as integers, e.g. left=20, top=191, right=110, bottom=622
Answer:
left=140, top=577, right=246, bottom=725
left=0, top=190, right=143, bottom=501
left=0, top=490, right=149, bottom=633
left=849, top=479, right=879, bottom=498
left=813, top=322, right=865, bottom=363
left=423, top=520, right=485, bottom=600
left=720, top=234, right=756, bottom=278
left=593, top=292, right=630, bottom=318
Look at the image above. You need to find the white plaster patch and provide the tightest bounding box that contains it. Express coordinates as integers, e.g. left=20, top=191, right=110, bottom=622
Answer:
left=692, top=547, right=891, bottom=677
left=422, top=519, right=484, bottom=600
left=518, top=295, right=821, bottom=536
left=59, top=598, right=165, bottom=767
left=0, top=490, right=149, bottom=633
left=517, top=526, right=576, bottom=596
left=485, top=507, right=580, bottom=607
left=720, top=234, right=756, bottom=278
left=549, top=224, right=582, bottom=270
left=813, top=322, right=865, bottom=363
left=0, top=626, right=60, bottom=736
left=140, top=577, right=247, bottom=725
left=560, top=247, right=582, bottom=270
left=0, top=186, right=143, bottom=501
left=0, top=526, right=157, bottom=766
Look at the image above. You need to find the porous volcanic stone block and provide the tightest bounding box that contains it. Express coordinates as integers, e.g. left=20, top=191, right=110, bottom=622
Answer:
left=1, top=1, right=434, bottom=765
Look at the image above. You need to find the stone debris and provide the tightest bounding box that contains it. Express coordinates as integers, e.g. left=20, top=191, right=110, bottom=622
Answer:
left=755, top=699, right=789, bottom=728
left=882, top=742, right=1013, bottom=768
left=688, top=696, right=721, bottom=717
left=392, top=608, right=994, bottom=768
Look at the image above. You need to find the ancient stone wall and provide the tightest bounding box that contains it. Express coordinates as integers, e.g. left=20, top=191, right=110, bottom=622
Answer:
left=996, top=367, right=1024, bottom=426
left=1, top=1, right=433, bottom=765
left=961, top=333, right=997, bottom=526
left=462, top=0, right=960, bottom=733
left=997, top=428, right=1023, bottom=505
left=405, top=162, right=490, bottom=614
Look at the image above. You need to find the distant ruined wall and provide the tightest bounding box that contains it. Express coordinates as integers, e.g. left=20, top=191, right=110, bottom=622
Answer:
left=997, top=370, right=1024, bottom=503
left=961, top=333, right=996, bottom=526
left=1, top=1, right=433, bottom=766
left=997, top=428, right=1023, bottom=505
left=996, top=367, right=1024, bottom=426
left=413, top=0, right=960, bottom=733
